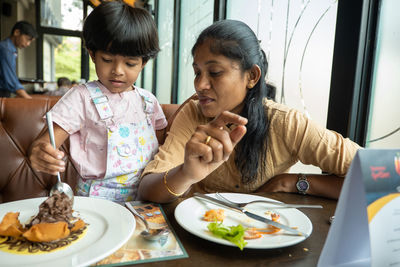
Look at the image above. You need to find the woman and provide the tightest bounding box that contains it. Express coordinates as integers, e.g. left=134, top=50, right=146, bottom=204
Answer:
left=138, top=20, right=361, bottom=203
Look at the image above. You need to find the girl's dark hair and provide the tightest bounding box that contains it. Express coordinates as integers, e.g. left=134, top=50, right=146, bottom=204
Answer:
left=83, top=1, right=159, bottom=62
left=192, top=20, right=276, bottom=184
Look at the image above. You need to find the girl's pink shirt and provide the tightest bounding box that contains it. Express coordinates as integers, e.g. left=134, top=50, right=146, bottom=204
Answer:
left=50, top=81, right=167, bottom=179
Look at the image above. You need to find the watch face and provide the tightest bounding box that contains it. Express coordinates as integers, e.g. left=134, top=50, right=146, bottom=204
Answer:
left=297, top=180, right=309, bottom=191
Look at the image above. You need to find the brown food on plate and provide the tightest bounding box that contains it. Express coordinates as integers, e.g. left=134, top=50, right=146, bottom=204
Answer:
left=0, top=191, right=87, bottom=253
left=27, top=190, right=75, bottom=228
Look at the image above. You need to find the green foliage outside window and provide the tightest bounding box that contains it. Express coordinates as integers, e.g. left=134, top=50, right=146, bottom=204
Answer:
left=54, top=37, right=97, bottom=82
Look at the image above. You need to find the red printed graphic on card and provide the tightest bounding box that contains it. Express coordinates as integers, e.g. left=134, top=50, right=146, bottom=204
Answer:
left=370, top=166, right=390, bottom=181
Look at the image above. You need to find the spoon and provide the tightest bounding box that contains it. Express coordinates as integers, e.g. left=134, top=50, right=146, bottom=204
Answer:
left=125, top=202, right=170, bottom=242
left=46, top=112, right=74, bottom=202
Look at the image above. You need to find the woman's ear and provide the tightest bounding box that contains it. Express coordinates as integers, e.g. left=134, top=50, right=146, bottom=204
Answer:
left=247, top=64, right=261, bottom=89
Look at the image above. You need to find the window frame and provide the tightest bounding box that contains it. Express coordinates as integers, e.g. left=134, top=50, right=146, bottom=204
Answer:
left=327, top=0, right=379, bottom=146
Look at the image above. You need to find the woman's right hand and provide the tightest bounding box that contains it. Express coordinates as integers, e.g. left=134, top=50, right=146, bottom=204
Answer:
left=138, top=111, right=247, bottom=203
left=182, top=111, right=247, bottom=184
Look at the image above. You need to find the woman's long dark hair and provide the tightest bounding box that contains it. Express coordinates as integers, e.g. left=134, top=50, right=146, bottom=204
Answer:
left=192, top=20, right=276, bottom=184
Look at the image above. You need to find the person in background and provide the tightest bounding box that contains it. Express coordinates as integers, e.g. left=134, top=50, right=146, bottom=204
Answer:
left=28, top=1, right=166, bottom=203
left=137, top=20, right=362, bottom=203
left=0, top=21, right=37, bottom=98
left=45, top=77, right=72, bottom=96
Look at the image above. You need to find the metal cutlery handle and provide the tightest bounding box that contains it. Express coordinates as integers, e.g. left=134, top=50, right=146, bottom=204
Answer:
left=125, top=202, right=149, bottom=229
left=46, top=112, right=56, bottom=149
left=215, top=193, right=322, bottom=209
left=46, top=112, right=61, bottom=183
left=277, top=204, right=323, bottom=209
left=251, top=201, right=323, bottom=209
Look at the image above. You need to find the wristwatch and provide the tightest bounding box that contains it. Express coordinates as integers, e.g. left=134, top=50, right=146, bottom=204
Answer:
left=296, top=174, right=309, bottom=195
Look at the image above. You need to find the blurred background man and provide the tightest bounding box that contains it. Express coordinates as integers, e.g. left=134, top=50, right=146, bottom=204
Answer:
left=0, top=21, right=37, bottom=98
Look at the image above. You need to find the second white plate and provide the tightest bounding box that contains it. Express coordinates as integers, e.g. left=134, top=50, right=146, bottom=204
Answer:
left=174, top=193, right=312, bottom=249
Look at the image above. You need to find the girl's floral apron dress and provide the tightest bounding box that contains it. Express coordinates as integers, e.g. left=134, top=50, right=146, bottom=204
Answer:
left=77, top=82, right=158, bottom=202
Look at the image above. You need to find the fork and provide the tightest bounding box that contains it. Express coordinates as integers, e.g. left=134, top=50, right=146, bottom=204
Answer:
left=215, top=192, right=323, bottom=209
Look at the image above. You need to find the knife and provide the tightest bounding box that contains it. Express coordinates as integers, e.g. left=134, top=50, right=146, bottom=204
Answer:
left=193, top=193, right=308, bottom=237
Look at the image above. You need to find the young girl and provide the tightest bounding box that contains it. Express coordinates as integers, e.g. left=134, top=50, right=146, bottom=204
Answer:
left=29, top=1, right=167, bottom=203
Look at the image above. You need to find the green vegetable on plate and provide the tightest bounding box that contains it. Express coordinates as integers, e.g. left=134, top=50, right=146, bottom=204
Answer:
left=207, top=222, right=247, bottom=250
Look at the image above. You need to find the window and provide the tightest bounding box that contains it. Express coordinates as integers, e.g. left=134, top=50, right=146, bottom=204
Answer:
left=37, top=0, right=90, bottom=83
left=177, top=0, right=214, bottom=104
left=155, top=0, right=174, bottom=103
left=227, top=0, right=338, bottom=173
left=142, top=58, right=154, bottom=92
left=227, top=0, right=338, bottom=129
left=136, top=0, right=155, bottom=93
left=365, top=0, right=400, bottom=148
left=43, top=35, right=81, bottom=82
left=40, top=0, right=84, bottom=31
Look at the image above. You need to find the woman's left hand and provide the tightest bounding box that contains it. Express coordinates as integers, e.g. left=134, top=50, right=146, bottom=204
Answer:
left=256, top=173, right=344, bottom=199
left=255, top=174, right=297, bottom=193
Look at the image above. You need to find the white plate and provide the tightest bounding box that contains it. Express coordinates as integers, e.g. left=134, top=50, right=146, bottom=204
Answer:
left=174, top=193, right=312, bottom=249
left=0, top=196, right=135, bottom=267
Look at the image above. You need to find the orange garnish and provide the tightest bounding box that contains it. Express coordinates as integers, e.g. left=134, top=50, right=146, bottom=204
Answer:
left=23, top=222, right=70, bottom=242
left=271, top=213, right=280, bottom=221
left=244, top=229, right=262, bottom=239
left=71, top=219, right=86, bottom=232
left=203, top=209, right=225, bottom=222
left=0, top=212, right=24, bottom=237
left=248, top=227, right=281, bottom=235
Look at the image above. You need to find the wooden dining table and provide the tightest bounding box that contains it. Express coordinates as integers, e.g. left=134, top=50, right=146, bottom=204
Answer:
left=129, top=192, right=337, bottom=267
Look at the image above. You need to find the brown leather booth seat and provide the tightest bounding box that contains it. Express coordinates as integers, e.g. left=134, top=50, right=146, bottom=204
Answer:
left=0, top=97, right=180, bottom=203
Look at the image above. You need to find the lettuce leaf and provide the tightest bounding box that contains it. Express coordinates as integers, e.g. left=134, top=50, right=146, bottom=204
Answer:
left=207, top=222, right=247, bottom=250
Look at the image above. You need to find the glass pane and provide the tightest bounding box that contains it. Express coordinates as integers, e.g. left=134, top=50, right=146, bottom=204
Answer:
left=227, top=0, right=338, bottom=174
left=43, top=35, right=81, bottom=83
left=155, top=0, right=174, bottom=104
left=135, top=71, right=143, bottom=88
left=89, top=55, right=97, bottom=82
left=365, top=0, right=400, bottom=148
left=142, top=59, right=154, bottom=92
left=139, top=0, right=155, bottom=92
left=86, top=5, right=96, bottom=83
left=41, top=0, right=84, bottom=31
left=177, top=0, right=214, bottom=104
left=227, top=0, right=337, bottom=128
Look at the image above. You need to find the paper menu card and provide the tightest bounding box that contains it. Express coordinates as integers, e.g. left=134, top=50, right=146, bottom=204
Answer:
left=318, top=149, right=400, bottom=267
left=93, top=202, right=187, bottom=266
